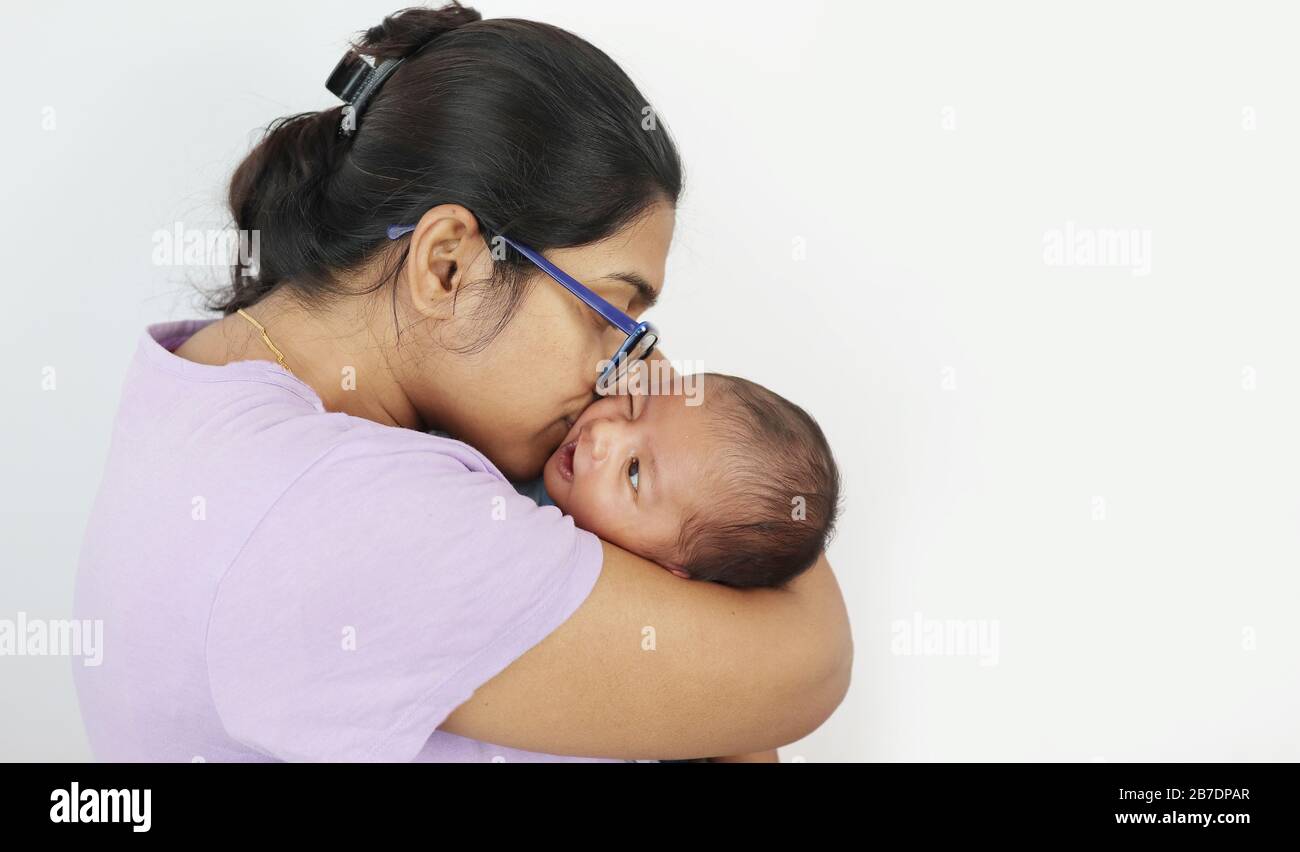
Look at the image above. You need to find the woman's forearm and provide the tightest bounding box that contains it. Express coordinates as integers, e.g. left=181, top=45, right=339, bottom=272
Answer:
left=708, top=749, right=781, bottom=763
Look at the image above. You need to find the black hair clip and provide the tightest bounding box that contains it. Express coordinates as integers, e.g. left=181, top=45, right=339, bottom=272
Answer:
left=325, top=50, right=406, bottom=136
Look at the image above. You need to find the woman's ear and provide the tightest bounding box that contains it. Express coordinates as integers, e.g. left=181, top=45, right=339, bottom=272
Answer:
left=403, top=204, right=485, bottom=321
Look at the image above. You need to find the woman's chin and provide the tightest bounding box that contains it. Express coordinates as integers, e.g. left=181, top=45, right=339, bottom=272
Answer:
left=487, top=436, right=553, bottom=482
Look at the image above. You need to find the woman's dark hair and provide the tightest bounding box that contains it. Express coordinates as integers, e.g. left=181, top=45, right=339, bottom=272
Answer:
left=216, top=2, right=683, bottom=351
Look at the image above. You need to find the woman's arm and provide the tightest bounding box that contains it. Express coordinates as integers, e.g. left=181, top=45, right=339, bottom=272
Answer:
left=708, top=749, right=780, bottom=762
left=439, top=542, right=852, bottom=760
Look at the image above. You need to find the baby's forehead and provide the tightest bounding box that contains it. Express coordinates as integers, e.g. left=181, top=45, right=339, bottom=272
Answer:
left=646, top=384, right=723, bottom=432
left=651, top=391, right=736, bottom=470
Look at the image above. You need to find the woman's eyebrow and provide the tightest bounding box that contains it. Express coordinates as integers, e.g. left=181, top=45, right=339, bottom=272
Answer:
left=598, top=272, right=659, bottom=308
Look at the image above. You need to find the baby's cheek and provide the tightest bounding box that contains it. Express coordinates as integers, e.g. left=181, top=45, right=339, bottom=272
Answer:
left=604, top=509, right=674, bottom=564
left=561, top=491, right=671, bottom=565
left=569, top=495, right=616, bottom=537
left=566, top=487, right=631, bottom=543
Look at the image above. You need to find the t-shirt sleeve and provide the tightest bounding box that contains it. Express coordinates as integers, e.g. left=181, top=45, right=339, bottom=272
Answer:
left=205, top=434, right=604, bottom=762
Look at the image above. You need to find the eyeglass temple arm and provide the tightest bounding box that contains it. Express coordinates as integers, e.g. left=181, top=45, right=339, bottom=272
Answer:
left=387, top=224, right=637, bottom=335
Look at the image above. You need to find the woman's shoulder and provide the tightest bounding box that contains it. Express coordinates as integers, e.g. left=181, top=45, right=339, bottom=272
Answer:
left=284, top=422, right=561, bottom=535
left=291, top=421, right=516, bottom=507
left=127, top=318, right=509, bottom=481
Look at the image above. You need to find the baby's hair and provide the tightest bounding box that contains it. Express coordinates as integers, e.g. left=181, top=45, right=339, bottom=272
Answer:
left=670, top=374, right=842, bottom=589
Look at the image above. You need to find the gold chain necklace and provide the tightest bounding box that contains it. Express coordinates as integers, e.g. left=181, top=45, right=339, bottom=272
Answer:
left=236, top=308, right=295, bottom=376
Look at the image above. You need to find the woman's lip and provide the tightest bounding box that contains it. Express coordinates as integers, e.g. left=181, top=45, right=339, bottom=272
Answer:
left=556, top=440, right=578, bottom=482
left=560, top=411, right=584, bottom=443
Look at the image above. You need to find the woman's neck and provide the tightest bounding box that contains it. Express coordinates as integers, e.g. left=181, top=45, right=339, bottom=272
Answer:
left=214, top=289, right=425, bottom=430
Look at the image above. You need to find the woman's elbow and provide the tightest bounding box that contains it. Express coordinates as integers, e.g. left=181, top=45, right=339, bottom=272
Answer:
left=777, top=557, right=854, bottom=742
left=795, top=623, right=854, bottom=741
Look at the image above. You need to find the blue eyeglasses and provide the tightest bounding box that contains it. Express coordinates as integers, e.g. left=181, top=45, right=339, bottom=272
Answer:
left=386, top=222, right=659, bottom=395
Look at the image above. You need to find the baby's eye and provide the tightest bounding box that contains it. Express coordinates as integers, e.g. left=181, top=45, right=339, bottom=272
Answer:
left=627, top=457, right=640, bottom=492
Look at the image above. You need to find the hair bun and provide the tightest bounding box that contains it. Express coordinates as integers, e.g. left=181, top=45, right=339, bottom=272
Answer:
left=356, top=2, right=482, bottom=61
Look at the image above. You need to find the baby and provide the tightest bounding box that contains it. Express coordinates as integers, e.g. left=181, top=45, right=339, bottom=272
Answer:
left=537, top=372, right=841, bottom=589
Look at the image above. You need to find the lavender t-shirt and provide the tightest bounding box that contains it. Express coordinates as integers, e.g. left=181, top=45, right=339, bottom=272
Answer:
left=71, top=320, right=621, bottom=762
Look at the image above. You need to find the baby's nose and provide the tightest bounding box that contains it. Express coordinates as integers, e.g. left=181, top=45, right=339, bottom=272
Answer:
left=587, top=418, right=626, bottom=463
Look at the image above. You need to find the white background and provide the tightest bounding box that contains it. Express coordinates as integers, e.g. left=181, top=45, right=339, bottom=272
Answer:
left=3, top=0, right=1297, bottom=761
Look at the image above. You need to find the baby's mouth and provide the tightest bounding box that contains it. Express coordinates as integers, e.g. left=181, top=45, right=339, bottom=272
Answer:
left=555, top=440, right=578, bottom=483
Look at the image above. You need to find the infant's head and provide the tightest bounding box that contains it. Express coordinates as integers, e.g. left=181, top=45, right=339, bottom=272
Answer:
left=542, top=373, right=840, bottom=588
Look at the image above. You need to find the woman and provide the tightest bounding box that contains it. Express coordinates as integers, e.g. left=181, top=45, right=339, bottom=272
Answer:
left=72, top=3, right=852, bottom=762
